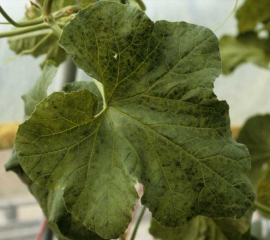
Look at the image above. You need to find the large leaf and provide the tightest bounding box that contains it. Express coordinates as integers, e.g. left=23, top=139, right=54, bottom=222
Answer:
left=237, top=115, right=270, bottom=188
left=219, top=33, right=270, bottom=75
left=149, top=214, right=252, bottom=240
left=16, top=2, right=255, bottom=239
left=236, top=0, right=270, bottom=34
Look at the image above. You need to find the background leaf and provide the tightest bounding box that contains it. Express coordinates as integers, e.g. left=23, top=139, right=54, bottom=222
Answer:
left=237, top=114, right=270, bottom=189
left=149, top=213, right=252, bottom=240
left=219, top=0, right=270, bottom=74
left=256, top=168, right=270, bottom=218
left=22, top=61, right=57, bottom=118
left=219, top=33, right=270, bottom=75
left=236, top=0, right=270, bottom=34
left=16, top=2, right=255, bottom=239
left=8, top=31, right=67, bottom=68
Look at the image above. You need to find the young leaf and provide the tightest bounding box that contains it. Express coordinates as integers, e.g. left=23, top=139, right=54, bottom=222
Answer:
left=16, top=2, right=255, bottom=239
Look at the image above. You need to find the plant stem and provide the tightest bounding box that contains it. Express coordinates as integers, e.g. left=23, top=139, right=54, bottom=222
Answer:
left=213, top=0, right=238, bottom=32
left=130, top=206, right=146, bottom=240
left=0, top=23, right=50, bottom=38
left=43, top=0, right=54, bottom=16
left=254, top=200, right=270, bottom=214
left=0, top=6, right=44, bottom=27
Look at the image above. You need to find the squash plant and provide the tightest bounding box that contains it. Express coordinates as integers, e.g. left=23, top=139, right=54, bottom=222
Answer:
left=1, top=0, right=257, bottom=239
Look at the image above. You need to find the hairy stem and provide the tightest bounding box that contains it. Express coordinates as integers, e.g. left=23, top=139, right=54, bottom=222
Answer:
left=0, top=6, right=44, bottom=27
left=135, top=0, right=146, bottom=11
left=254, top=200, right=270, bottom=215
left=130, top=206, right=146, bottom=240
left=0, top=23, right=50, bottom=38
left=43, top=0, right=54, bottom=16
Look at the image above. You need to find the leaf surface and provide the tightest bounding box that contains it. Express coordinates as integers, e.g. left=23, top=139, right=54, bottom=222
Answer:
left=5, top=150, right=105, bottom=240
left=16, top=2, right=255, bottom=239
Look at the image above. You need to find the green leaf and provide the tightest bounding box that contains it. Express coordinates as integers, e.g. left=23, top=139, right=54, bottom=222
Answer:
left=219, top=33, right=270, bottom=75
left=8, top=0, right=79, bottom=68
left=16, top=2, right=255, bottom=239
left=22, top=61, right=57, bottom=118
left=149, top=214, right=252, bottom=240
left=237, top=114, right=270, bottom=188
left=8, top=31, right=67, bottom=68
left=256, top=167, right=270, bottom=218
left=236, top=0, right=270, bottom=34
left=36, top=0, right=77, bottom=12
left=63, top=81, right=103, bottom=112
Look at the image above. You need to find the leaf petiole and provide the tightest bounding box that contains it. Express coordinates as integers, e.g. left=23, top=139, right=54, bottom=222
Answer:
left=0, top=23, right=50, bottom=38
left=43, top=0, right=54, bottom=16
left=213, top=0, right=238, bottom=32
left=0, top=6, right=44, bottom=27
left=130, top=206, right=146, bottom=240
left=254, top=200, right=270, bottom=215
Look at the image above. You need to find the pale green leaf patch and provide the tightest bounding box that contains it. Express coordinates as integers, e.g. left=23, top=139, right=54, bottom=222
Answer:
left=149, top=213, right=252, bottom=240
left=22, top=61, right=57, bottom=118
left=237, top=114, right=270, bottom=189
left=16, top=2, right=255, bottom=239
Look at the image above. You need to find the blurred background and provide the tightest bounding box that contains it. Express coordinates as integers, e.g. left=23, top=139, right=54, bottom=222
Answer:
left=0, top=0, right=270, bottom=239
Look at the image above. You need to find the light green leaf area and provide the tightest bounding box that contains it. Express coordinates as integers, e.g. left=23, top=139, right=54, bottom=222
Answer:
left=22, top=61, right=57, bottom=118
left=8, top=0, right=78, bottom=68
left=257, top=168, right=270, bottom=218
left=16, top=1, right=255, bottom=239
left=63, top=81, right=104, bottom=112
left=36, top=0, right=77, bottom=12
left=149, top=214, right=252, bottom=240
left=80, top=0, right=145, bottom=10
left=237, top=115, right=270, bottom=188
left=8, top=31, right=67, bottom=68
left=219, top=33, right=270, bottom=75
left=236, top=0, right=270, bottom=33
